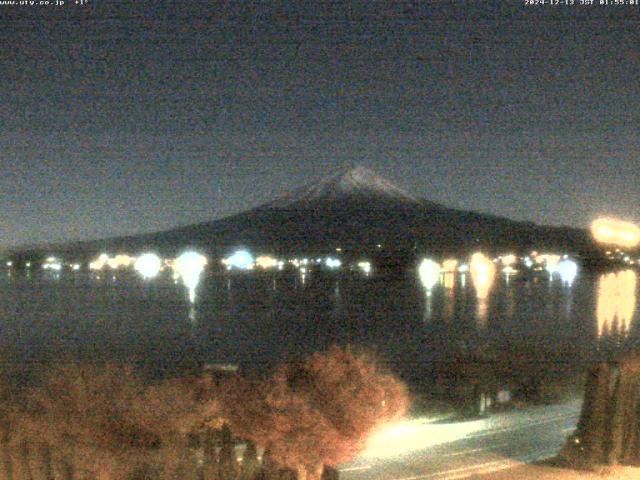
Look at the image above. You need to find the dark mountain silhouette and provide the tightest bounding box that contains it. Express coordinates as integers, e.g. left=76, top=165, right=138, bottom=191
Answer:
left=11, top=166, right=600, bottom=264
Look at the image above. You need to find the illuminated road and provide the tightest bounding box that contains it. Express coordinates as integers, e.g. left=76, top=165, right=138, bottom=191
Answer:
left=340, top=399, right=582, bottom=480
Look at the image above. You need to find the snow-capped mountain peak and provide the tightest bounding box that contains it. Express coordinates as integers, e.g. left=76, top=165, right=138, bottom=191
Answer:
left=264, top=166, right=420, bottom=209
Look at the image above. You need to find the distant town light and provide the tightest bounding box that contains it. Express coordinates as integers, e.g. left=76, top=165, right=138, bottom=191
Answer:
left=5, top=261, right=12, bottom=267
left=89, top=253, right=110, bottom=271
left=256, top=255, right=279, bottom=269
left=108, top=254, right=135, bottom=270
left=134, top=253, right=162, bottom=279
left=502, top=266, right=517, bottom=275
left=442, top=259, right=458, bottom=273
left=357, top=261, right=372, bottom=275
left=42, top=256, right=63, bottom=271
left=223, top=250, right=254, bottom=270
left=325, top=257, right=342, bottom=269
left=541, top=254, right=562, bottom=276
left=501, top=254, right=517, bottom=267
left=43, top=262, right=62, bottom=271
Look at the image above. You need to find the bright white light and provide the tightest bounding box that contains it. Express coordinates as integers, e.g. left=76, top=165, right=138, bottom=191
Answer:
left=71, top=264, right=81, bottom=271
left=419, top=258, right=440, bottom=291
left=223, top=250, right=254, bottom=270
left=524, top=256, right=533, bottom=268
left=458, top=264, right=469, bottom=273
left=5, top=261, right=12, bottom=267
left=174, top=251, right=208, bottom=303
left=43, top=256, right=63, bottom=271
left=25, top=262, right=31, bottom=268
left=43, top=262, right=62, bottom=271
left=325, top=257, right=342, bottom=269
left=558, top=259, right=578, bottom=286
left=539, top=254, right=561, bottom=276
left=360, top=416, right=486, bottom=460
left=134, top=253, right=162, bottom=279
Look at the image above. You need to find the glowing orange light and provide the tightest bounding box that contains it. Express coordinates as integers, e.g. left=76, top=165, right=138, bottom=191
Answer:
left=501, top=254, right=517, bottom=267
left=89, top=253, right=110, bottom=271
left=538, top=254, right=561, bottom=275
left=442, top=259, right=458, bottom=273
left=255, top=255, right=279, bottom=269
left=443, top=272, right=455, bottom=290
left=591, top=217, right=640, bottom=248
left=107, top=254, right=134, bottom=269
left=470, top=253, right=496, bottom=326
left=470, top=253, right=496, bottom=300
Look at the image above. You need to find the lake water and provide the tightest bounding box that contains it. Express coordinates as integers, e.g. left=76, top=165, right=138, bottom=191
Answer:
left=0, top=268, right=638, bottom=384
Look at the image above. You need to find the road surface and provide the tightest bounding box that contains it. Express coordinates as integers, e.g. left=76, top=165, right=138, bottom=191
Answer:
left=340, top=399, right=582, bottom=480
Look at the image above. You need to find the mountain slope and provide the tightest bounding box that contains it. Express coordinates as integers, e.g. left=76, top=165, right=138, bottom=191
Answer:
left=14, top=166, right=597, bottom=260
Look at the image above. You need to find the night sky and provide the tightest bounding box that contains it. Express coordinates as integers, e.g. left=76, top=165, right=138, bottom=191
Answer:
left=1, top=1, right=639, bottom=248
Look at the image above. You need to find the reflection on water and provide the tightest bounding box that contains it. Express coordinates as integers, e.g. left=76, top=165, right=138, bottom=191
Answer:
left=1, top=264, right=638, bottom=372
left=419, top=259, right=440, bottom=321
left=470, top=253, right=496, bottom=326
left=596, top=270, right=637, bottom=337
left=173, top=251, right=207, bottom=304
left=558, top=259, right=578, bottom=286
left=418, top=259, right=440, bottom=293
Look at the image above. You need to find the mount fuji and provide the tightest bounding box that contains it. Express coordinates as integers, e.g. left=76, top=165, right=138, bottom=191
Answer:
left=16, top=166, right=596, bottom=263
